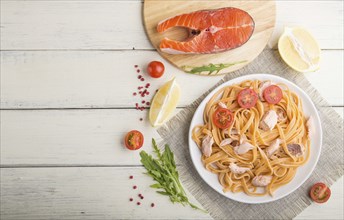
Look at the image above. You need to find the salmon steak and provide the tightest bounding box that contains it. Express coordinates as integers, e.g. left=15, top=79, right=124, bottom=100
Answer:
left=157, top=7, right=255, bottom=54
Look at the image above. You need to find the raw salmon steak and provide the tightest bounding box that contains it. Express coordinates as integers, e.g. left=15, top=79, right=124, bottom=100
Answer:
left=157, top=7, right=255, bottom=54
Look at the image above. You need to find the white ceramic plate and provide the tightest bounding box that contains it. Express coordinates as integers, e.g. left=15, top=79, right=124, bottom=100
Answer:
left=188, top=74, right=322, bottom=204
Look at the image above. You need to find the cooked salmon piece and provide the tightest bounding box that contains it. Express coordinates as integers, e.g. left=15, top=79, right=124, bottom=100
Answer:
left=219, top=138, right=233, bottom=147
left=287, top=143, right=304, bottom=157
left=229, top=163, right=250, bottom=174
left=202, top=135, right=214, bottom=157
left=157, top=7, right=255, bottom=54
left=252, top=175, right=272, bottom=187
left=259, top=110, right=278, bottom=131
left=266, top=138, right=282, bottom=158
left=234, top=141, right=254, bottom=155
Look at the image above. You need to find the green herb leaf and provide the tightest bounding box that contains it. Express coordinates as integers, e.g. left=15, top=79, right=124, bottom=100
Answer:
left=157, top=191, right=171, bottom=196
left=140, top=139, right=207, bottom=213
left=150, top=183, right=162, bottom=189
left=182, top=61, right=247, bottom=75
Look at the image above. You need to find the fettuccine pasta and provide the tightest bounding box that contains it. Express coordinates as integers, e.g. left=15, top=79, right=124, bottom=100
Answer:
left=192, top=79, right=310, bottom=196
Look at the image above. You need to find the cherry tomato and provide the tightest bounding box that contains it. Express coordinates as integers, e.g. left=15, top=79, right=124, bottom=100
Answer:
left=237, top=88, right=258, bottom=108
left=310, top=182, right=331, bottom=203
left=263, top=85, right=283, bottom=104
left=124, top=130, right=144, bottom=150
left=147, top=61, right=165, bottom=78
left=213, top=108, right=234, bottom=129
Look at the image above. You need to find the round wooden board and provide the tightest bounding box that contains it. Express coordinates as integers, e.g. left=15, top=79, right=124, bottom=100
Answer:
left=143, top=0, right=276, bottom=75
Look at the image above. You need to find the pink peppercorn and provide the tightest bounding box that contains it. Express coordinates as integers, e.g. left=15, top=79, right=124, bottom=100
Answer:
left=146, top=92, right=150, bottom=95
left=129, top=198, right=133, bottom=202
left=140, top=196, right=144, bottom=200
left=137, top=69, right=140, bottom=73
left=151, top=203, right=155, bottom=207
left=146, top=102, right=150, bottom=106
left=133, top=186, right=137, bottom=189
left=141, top=78, right=144, bottom=81
left=137, top=202, right=141, bottom=205
left=129, top=175, right=133, bottom=179
left=138, top=75, right=142, bottom=79
left=140, top=118, right=143, bottom=121
left=134, top=65, right=138, bottom=68
left=133, top=92, right=137, bottom=96
left=142, top=100, right=145, bottom=104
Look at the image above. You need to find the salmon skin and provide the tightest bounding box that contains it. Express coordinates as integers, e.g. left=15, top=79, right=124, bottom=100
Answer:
left=157, top=7, right=255, bottom=54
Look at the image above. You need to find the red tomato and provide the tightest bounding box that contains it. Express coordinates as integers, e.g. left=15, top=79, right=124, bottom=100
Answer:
left=147, top=61, right=165, bottom=78
left=310, top=182, right=331, bottom=203
left=124, top=130, right=144, bottom=150
left=212, top=108, right=234, bottom=129
left=237, top=88, right=258, bottom=108
left=263, top=85, right=283, bottom=104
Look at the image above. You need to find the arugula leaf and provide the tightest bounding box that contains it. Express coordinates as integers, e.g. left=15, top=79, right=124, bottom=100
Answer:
left=182, top=60, right=247, bottom=75
left=140, top=139, right=206, bottom=212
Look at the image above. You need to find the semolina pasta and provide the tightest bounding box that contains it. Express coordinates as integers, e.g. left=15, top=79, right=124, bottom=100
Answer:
left=192, top=80, right=310, bottom=196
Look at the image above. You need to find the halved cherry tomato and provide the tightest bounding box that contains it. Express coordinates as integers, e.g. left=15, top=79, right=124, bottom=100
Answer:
left=310, top=182, right=331, bottom=203
left=237, top=88, right=258, bottom=108
left=263, top=85, right=283, bottom=104
left=213, top=108, right=234, bottom=129
left=124, top=130, right=144, bottom=150
left=147, top=61, right=165, bottom=78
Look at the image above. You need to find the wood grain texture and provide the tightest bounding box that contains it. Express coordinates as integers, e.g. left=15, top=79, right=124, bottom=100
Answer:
left=0, top=109, right=162, bottom=166
left=1, top=107, right=342, bottom=166
left=1, top=50, right=343, bottom=109
left=0, top=1, right=342, bottom=50
left=144, top=0, right=275, bottom=75
left=0, top=167, right=210, bottom=220
left=0, top=167, right=343, bottom=220
left=269, top=0, right=344, bottom=49
left=0, top=1, right=151, bottom=50
left=0, top=0, right=343, bottom=219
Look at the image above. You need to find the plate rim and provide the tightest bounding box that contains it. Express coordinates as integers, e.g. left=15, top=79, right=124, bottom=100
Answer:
left=188, top=73, right=323, bottom=204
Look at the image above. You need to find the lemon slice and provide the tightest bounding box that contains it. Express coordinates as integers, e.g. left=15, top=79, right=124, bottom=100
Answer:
left=149, top=78, right=181, bottom=127
left=278, top=27, right=320, bottom=73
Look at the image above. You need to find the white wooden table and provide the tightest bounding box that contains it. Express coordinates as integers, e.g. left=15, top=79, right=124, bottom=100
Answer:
left=0, top=1, right=343, bottom=219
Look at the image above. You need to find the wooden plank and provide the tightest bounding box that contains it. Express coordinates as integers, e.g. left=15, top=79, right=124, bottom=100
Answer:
left=1, top=107, right=342, bottom=166
left=269, top=0, right=344, bottom=49
left=0, top=109, right=161, bottom=166
left=0, top=50, right=222, bottom=109
left=1, top=50, right=343, bottom=109
left=0, top=167, right=211, bottom=220
left=296, top=178, right=344, bottom=219
left=0, top=167, right=343, bottom=220
left=1, top=1, right=343, bottom=50
left=0, top=1, right=151, bottom=50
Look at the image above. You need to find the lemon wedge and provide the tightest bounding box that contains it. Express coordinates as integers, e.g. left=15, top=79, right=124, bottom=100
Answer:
left=149, top=78, right=181, bottom=127
left=278, top=27, right=320, bottom=73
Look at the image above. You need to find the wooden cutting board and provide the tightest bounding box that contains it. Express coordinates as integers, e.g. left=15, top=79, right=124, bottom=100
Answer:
left=143, top=0, right=276, bottom=75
